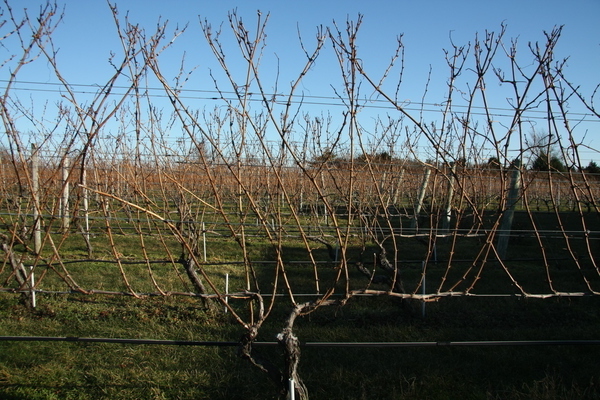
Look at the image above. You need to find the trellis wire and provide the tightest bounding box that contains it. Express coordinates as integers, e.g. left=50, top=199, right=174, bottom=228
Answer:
left=1, top=335, right=600, bottom=348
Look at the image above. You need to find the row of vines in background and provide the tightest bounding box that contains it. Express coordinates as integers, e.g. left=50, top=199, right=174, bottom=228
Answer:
left=1, top=1, right=599, bottom=398
left=3, top=151, right=599, bottom=221
left=2, top=148, right=599, bottom=294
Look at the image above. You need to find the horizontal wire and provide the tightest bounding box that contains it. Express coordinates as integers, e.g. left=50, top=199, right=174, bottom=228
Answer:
left=2, top=288, right=597, bottom=300
left=2, top=79, right=598, bottom=122
left=1, top=335, right=599, bottom=348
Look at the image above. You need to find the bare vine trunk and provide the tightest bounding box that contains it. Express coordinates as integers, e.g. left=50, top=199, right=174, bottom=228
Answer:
left=278, top=325, right=308, bottom=399
left=1, top=236, right=33, bottom=306
left=180, top=255, right=214, bottom=310
left=277, top=300, right=338, bottom=400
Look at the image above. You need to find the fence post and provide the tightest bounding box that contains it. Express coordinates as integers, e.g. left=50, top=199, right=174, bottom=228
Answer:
left=29, top=266, right=36, bottom=309
left=497, top=160, right=522, bottom=260
left=82, top=168, right=90, bottom=240
left=202, top=222, right=207, bottom=262
left=288, top=378, right=295, bottom=400
left=31, top=144, right=42, bottom=255
left=392, top=169, right=405, bottom=205
left=421, top=261, right=426, bottom=317
left=442, top=163, right=456, bottom=234
left=224, top=273, right=229, bottom=313
left=380, top=171, right=387, bottom=194
left=411, top=168, right=431, bottom=232
left=61, top=156, right=70, bottom=231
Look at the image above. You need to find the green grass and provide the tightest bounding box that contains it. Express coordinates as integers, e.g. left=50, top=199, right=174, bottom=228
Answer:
left=1, top=293, right=599, bottom=399
left=2, top=205, right=600, bottom=399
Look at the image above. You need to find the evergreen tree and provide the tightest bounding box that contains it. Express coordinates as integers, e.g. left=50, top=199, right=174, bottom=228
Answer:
left=531, top=151, right=566, bottom=172
left=584, top=161, right=600, bottom=174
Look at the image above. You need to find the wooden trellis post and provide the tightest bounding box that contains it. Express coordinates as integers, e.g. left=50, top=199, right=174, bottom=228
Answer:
left=497, top=160, right=522, bottom=259
left=392, top=169, right=405, bottom=205
left=82, top=168, right=90, bottom=239
left=411, top=168, right=431, bottom=232
left=31, top=144, right=41, bottom=255
left=442, top=163, right=457, bottom=233
left=61, top=156, right=70, bottom=231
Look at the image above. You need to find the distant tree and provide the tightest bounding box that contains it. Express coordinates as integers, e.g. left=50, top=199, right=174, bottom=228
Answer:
left=526, top=129, right=567, bottom=172
left=531, top=151, right=566, bottom=172
left=531, top=152, right=548, bottom=171
left=551, top=156, right=567, bottom=172
left=452, top=157, right=468, bottom=168
left=375, top=151, right=392, bottom=162
left=311, top=147, right=338, bottom=166
left=584, top=160, right=600, bottom=174
left=487, top=157, right=501, bottom=169
left=356, top=151, right=392, bottom=166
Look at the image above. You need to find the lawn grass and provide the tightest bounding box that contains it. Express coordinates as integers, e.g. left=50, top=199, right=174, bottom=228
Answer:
left=1, top=290, right=599, bottom=399
left=1, top=204, right=600, bottom=399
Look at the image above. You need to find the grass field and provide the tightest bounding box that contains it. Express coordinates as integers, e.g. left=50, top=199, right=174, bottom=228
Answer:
left=2, top=180, right=600, bottom=399
left=1, top=290, right=600, bottom=399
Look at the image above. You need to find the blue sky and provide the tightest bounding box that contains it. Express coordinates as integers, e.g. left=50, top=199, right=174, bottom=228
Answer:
left=4, top=0, right=600, bottom=163
left=30, top=0, right=599, bottom=87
